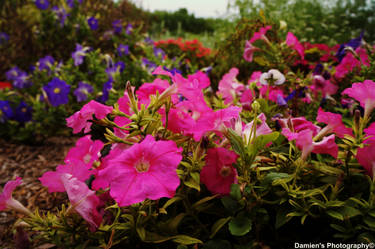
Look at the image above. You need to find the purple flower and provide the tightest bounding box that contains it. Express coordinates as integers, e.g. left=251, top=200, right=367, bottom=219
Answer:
left=106, top=62, right=125, bottom=81
left=38, top=55, right=55, bottom=71
left=117, top=44, right=129, bottom=57
left=6, top=67, right=22, bottom=81
left=66, top=0, right=82, bottom=8
left=144, top=37, right=154, bottom=45
left=112, top=20, right=122, bottom=34
left=87, top=17, right=98, bottom=30
left=6, top=68, right=32, bottom=89
left=153, top=47, right=165, bottom=59
left=276, top=94, right=287, bottom=107
left=0, top=32, right=9, bottom=45
left=97, top=80, right=112, bottom=103
left=35, top=0, right=49, bottom=10
left=336, top=31, right=364, bottom=62
left=162, top=66, right=182, bottom=76
left=43, top=77, right=71, bottom=106
left=52, top=6, right=68, bottom=26
left=73, top=82, right=93, bottom=102
left=14, top=101, right=32, bottom=123
left=72, top=44, right=89, bottom=66
left=0, top=100, right=13, bottom=123
left=125, top=23, right=133, bottom=35
left=141, top=58, right=157, bottom=71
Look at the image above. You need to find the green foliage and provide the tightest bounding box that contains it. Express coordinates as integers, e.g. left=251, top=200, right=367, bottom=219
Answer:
left=228, top=0, right=375, bottom=45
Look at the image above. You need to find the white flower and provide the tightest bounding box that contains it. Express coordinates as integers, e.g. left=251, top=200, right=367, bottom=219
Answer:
left=259, top=69, right=286, bottom=86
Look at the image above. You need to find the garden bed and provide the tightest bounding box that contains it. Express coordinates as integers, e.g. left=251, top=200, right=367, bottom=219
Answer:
left=0, top=137, right=75, bottom=247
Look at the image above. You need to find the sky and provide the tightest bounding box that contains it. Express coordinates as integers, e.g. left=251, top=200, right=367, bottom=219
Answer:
left=131, top=0, right=231, bottom=18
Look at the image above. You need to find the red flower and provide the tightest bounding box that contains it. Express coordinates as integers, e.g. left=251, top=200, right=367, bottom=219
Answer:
left=0, top=82, right=12, bottom=90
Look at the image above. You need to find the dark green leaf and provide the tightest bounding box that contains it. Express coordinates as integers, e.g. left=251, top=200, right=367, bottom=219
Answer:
left=228, top=215, right=252, bottom=236
left=230, top=184, right=242, bottom=200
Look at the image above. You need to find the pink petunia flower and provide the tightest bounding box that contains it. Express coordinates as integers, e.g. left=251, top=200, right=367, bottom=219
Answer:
left=310, top=75, right=338, bottom=98
left=356, top=141, right=375, bottom=178
left=243, top=40, right=260, bottom=62
left=200, top=147, right=238, bottom=195
left=342, top=79, right=375, bottom=118
left=187, top=71, right=210, bottom=89
left=249, top=25, right=272, bottom=43
left=316, top=108, right=353, bottom=138
left=61, top=174, right=102, bottom=230
left=286, top=32, right=305, bottom=59
left=136, top=78, right=170, bottom=107
left=295, top=129, right=338, bottom=160
left=66, top=100, right=113, bottom=134
left=65, top=135, right=104, bottom=166
left=0, top=177, right=31, bottom=215
left=242, top=113, right=272, bottom=145
left=217, top=68, right=245, bottom=104
left=97, top=135, right=183, bottom=206
left=278, top=116, right=321, bottom=141
left=39, top=159, right=93, bottom=193
left=335, top=47, right=369, bottom=79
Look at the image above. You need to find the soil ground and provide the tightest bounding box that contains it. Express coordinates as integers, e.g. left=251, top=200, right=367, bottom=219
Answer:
left=0, top=137, right=77, bottom=248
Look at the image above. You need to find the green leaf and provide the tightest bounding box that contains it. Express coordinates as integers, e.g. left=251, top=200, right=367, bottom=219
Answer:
left=363, top=216, right=375, bottom=228
left=172, top=235, right=203, bottom=245
left=248, top=131, right=279, bottom=155
left=192, top=195, right=218, bottom=210
left=136, top=226, right=146, bottom=241
left=262, top=172, right=291, bottom=186
left=210, top=217, right=232, bottom=239
left=327, top=210, right=344, bottom=221
left=159, top=196, right=183, bottom=214
left=203, top=240, right=232, bottom=249
left=339, top=206, right=362, bottom=219
left=228, top=215, right=252, bottom=236
left=226, top=128, right=246, bottom=161
left=184, top=171, right=200, bottom=191
left=275, top=208, right=292, bottom=229
left=230, top=184, right=242, bottom=201
left=221, top=196, right=240, bottom=214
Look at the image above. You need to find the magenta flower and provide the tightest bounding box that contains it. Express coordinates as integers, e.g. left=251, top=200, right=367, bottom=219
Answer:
left=65, top=135, right=104, bottom=166
left=295, top=129, right=338, bottom=160
left=243, top=40, right=259, bottom=62
left=136, top=78, right=170, bottom=107
left=286, top=32, right=305, bottom=59
left=187, top=71, right=210, bottom=89
left=310, top=76, right=338, bottom=98
left=97, top=135, right=183, bottom=206
left=0, top=177, right=31, bottom=215
left=335, top=47, right=369, bottom=79
left=356, top=124, right=375, bottom=177
left=217, top=67, right=245, bottom=104
left=279, top=116, right=321, bottom=141
left=39, top=159, right=93, bottom=193
left=316, top=108, right=353, bottom=138
left=242, top=113, right=272, bottom=144
left=356, top=141, right=375, bottom=178
left=200, top=148, right=238, bottom=195
left=61, top=174, right=102, bottom=230
left=249, top=25, right=272, bottom=43
left=342, top=80, right=375, bottom=118
left=66, top=100, right=113, bottom=134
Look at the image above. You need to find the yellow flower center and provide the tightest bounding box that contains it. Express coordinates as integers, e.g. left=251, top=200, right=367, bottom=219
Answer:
left=54, top=87, right=61, bottom=94
left=21, top=107, right=27, bottom=113
left=135, top=160, right=150, bottom=173
left=220, top=166, right=231, bottom=177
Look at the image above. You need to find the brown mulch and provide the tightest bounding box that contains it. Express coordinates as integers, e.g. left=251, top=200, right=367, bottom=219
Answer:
left=0, top=137, right=77, bottom=248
